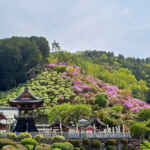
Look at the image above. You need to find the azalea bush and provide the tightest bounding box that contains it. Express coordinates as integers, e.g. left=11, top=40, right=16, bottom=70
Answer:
left=0, top=138, right=17, bottom=148
left=35, top=144, right=51, bottom=150
left=2, top=145, right=17, bottom=150
left=91, top=139, right=103, bottom=148
left=140, top=141, right=150, bottom=150
left=95, top=94, right=108, bottom=107
left=34, top=134, right=44, bottom=143
left=51, top=142, right=74, bottom=150
left=6, top=132, right=17, bottom=139
left=17, top=132, right=32, bottom=139
left=52, top=136, right=66, bottom=143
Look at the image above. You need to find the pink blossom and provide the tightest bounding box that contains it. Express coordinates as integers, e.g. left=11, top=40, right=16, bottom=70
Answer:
left=48, top=64, right=56, bottom=67
left=124, top=101, right=134, bottom=108
left=131, top=107, right=139, bottom=112
left=83, top=93, right=90, bottom=98
left=58, top=96, right=64, bottom=100
left=73, top=80, right=82, bottom=84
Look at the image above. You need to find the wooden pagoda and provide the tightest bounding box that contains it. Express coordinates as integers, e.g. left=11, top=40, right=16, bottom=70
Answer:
left=8, top=88, right=43, bottom=132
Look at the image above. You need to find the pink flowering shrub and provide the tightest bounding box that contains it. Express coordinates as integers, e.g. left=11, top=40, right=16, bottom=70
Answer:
left=47, top=62, right=150, bottom=112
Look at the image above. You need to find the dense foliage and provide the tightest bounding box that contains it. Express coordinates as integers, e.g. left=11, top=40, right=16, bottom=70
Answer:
left=77, top=50, right=150, bottom=101
left=0, top=36, right=49, bottom=91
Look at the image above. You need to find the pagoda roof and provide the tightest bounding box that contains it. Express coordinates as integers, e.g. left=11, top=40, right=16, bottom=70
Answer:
left=8, top=88, right=43, bottom=108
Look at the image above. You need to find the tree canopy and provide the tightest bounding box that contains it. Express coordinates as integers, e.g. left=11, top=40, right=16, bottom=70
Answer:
left=0, top=36, right=50, bottom=90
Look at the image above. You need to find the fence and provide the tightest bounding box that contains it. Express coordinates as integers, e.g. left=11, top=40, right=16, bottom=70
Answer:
left=38, top=131, right=131, bottom=139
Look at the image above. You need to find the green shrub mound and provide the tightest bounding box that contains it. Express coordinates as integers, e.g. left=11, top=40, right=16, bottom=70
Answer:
left=6, top=132, right=17, bottom=139
left=34, top=134, right=44, bottom=143
left=55, top=65, right=66, bottom=73
left=2, top=145, right=17, bottom=150
left=74, top=147, right=80, bottom=150
left=41, top=137, right=53, bottom=144
left=35, top=143, right=51, bottom=150
left=95, top=94, right=108, bottom=107
left=18, top=132, right=32, bottom=139
left=0, top=138, right=17, bottom=148
left=91, top=139, right=102, bottom=148
left=52, top=148, right=62, bottom=150
left=69, top=139, right=81, bottom=147
left=52, top=136, right=66, bottom=143
left=107, top=145, right=117, bottom=150
left=82, top=138, right=90, bottom=146
left=21, top=138, right=38, bottom=146
left=16, top=144, right=28, bottom=150
left=79, top=146, right=86, bottom=150
left=105, top=139, right=117, bottom=145
left=51, top=142, right=74, bottom=150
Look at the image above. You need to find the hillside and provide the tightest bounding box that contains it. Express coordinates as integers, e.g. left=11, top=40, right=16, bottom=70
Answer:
left=77, top=50, right=150, bottom=102
left=1, top=61, right=150, bottom=126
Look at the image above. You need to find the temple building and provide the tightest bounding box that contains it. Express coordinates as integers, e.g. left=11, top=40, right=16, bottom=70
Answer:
left=8, top=88, right=43, bottom=132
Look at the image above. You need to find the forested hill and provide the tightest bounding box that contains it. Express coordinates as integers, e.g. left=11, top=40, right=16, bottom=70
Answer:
left=0, top=36, right=150, bottom=103
left=76, top=50, right=150, bottom=102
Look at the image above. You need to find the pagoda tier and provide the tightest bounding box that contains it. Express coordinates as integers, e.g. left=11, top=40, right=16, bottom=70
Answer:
left=8, top=88, right=43, bottom=132
left=8, top=88, right=43, bottom=110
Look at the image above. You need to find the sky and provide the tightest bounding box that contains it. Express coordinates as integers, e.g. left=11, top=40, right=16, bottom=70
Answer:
left=0, top=0, right=150, bottom=58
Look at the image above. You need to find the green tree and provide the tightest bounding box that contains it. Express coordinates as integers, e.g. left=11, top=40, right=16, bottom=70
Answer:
left=0, top=36, right=49, bottom=91
left=137, top=109, right=150, bottom=121
left=130, top=122, right=150, bottom=139
left=69, top=104, right=92, bottom=130
left=48, top=104, right=72, bottom=134
left=95, top=94, right=108, bottom=107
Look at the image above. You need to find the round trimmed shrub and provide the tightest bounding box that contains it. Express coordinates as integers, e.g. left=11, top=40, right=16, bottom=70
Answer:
left=51, top=142, right=74, bottom=150
left=74, top=147, right=80, bottom=150
left=91, top=139, right=102, bottom=149
left=69, top=139, right=81, bottom=147
left=95, top=94, right=107, bottom=107
left=105, top=139, right=117, bottom=145
left=17, top=132, right=32, bottom=139
left=16, top=144, right=28, bottom=150
left=34, top=134, right=44, bottom=143
left=0, top=138, right=17, bottom=148
left=35, top=143, right=51, bottom=150
left=2, top=145, right=17, bottom=150
left=55, top=66, right=66, bottom=73
left=80, top=146, right=86, bottom=150
left=107, top=145, right=116, bottom=150
left=21, top=138, right=38, bottom=146
left=21, top=138, right=38, bottom=150
left=52, top=136, right=66, bottom=143
left=6, top=132, right=17, bottom=139
left=52, top=148, right=62, bottom=150
left=82, top=138, right=90, bottom=146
